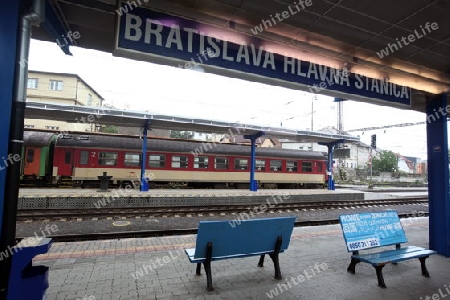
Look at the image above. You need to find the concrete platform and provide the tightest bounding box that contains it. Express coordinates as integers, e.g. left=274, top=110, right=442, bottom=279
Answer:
left=33, top=217, right=449, bottom=300
left=17, top=188, right=365, bottom=210
left=19, top=188, right=365, bottom=197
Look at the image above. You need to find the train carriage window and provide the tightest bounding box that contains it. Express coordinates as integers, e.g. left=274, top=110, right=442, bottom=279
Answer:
left=194, top=156, right=209, bottom=169
left=234, top=158, right=248, bottom=170
left=26, top=148, right=34, bottom=163
left=149, top=154, right=165, bottom=168
left=65, top=151, right=72, bottom=164
left=80, top=151, right=89, bottom=165
left=214, top=157, right=228, bottom=170
left=98, top=152, right=118, bottom=166
left=256, top=159, right=266, bottom=171
left=270, top=160, right=282, bottom=172
left=124, top=153, right=141, bottom=167
left=317, top=162, right=323, bottom=172
left=171, top=155, right=188, bottom=168
left=302, top=161, right=313, bottom=172
left=287, top=161, right=298, bottom=172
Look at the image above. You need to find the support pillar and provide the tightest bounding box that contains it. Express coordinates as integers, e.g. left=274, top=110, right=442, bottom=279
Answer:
left=327, top=145, right=335, bottom=190
left=319, top=140, right=345, bottom=190
left=140, top=120, right=150, bottom=191
left=244, top=132, right=265, bottom=191
left=426, top=93, right=450, bottom=257
left=0, top=1, right=23, bottom=298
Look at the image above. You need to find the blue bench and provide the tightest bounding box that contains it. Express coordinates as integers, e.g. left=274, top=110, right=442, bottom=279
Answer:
left=184, top=216, right=296, bottom=291
left=339, top=210, right=436, bottom=288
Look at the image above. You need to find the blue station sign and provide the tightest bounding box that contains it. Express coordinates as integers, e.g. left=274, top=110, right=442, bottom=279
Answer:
left=339, top=210, right=407, bottom=251
left=114, top=3, right=411, bottom=106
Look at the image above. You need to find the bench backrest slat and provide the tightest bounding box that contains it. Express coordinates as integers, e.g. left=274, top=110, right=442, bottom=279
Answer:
left=193, top=217, right=296, bottom=259
left=339, top=210, right=407, bottom=252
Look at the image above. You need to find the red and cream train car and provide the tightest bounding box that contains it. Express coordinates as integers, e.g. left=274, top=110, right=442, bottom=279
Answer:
left=51, top=133, right=327, bottom=188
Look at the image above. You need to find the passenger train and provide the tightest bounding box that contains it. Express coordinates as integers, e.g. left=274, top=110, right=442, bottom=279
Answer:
left=21, top=130, right=327, bottom=188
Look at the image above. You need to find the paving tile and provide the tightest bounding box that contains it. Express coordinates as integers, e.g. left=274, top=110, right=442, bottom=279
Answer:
left=34, top=218, right=450, bottom=299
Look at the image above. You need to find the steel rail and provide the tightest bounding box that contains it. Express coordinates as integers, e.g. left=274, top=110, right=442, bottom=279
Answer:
left=17, top=197, right=428, bottom=221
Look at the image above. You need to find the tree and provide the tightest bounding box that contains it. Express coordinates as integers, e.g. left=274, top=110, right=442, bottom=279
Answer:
left=101, top=125, right=119, bottom=133
left=170, top=130, right=193, bottom=139
left=371, top=150, right=398, bottom=173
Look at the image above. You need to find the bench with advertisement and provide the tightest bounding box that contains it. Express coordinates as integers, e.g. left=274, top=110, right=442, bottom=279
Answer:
left=184, top=216, right=296, bottom=291
left=339, top=210, right=436, bottom=288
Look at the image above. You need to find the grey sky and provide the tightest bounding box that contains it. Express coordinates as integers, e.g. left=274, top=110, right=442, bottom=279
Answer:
left=28, top=39, right=430, bottom=159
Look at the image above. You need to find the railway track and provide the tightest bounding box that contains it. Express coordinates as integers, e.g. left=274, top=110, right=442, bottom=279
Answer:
left=26, top=212, right=429, bottom=242
left=17, top=197, right=428, bottom=221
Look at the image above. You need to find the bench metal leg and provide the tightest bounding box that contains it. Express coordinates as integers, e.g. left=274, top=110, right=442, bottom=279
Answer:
left=419, top=256, right=430, bottom=277
left=269, top=236, right=283, bottom=280
left=374, top=264, right=387, bottom=288
left=258, top=255, right=265, bottom=267
left=269, top=253, right=281, bottom=280
left=196, top=263, right=201, bottom=275
left=203, top=242, right=214, bottom=291
left=347, top=258, right=360, bottom=274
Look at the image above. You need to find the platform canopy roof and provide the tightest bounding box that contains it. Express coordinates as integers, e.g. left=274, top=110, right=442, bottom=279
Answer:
left=25, top=101, right=359, bottom=143
left=30, top=0, right=449, bottom=114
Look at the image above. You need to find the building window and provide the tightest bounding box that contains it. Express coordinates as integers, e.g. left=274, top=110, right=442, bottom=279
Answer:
left=24, top=124, right=35, bottom=129
left=287, top=161, right=297, bottom=172
left=270, top=160, right=282, bottom=171
left=45, top=126, right=59, bottom=130
left=26, top=148, right=34, bottom=163
left=98, top=152, right=118, bottom=166
left=256, top=159, right=266, bottom=171
left=27, top=78, right=38, bottom=89
left=49, top=80, right=63, bottom=91
left=234, top=158, right=248, bottom=170
left=317, top=162, right=323, bottom=172
left=194, top=156, right=209, bottom=169
left=302, top=162, right=312, bottom=172
left=171, top=155, right=188, bottom=168
left=124, top=153, right=141, bottom=167
left=65, top=151, right=72, bottom=164
left=80, top=151, right=89, bottom=165
left=87, top=93, right=93, bottom=106
left=148, top=154, right=165, bottom=168
left=214, top=157, right=228, bottom=170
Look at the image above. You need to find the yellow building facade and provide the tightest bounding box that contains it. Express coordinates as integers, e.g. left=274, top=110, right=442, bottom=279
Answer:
left=25, top=70, right=104, bottom=132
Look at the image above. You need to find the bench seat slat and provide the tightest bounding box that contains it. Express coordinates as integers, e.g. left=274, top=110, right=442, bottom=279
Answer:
left=353, top=246, right=427, bottom=260
left=185, top=248, right=285, bottom=263
left=355, top=247, right=437, bottom=265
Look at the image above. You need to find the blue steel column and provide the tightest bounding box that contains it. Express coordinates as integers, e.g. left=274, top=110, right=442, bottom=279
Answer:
left=0, top=1, right=22, bottom=298
left=140, top=120, right=150, bottom=191
left=327, top=145, right=335, bottom=190
left=426, top=93, right=450, bottom=257
left=244, top=132, right=265, bottom=192
left=319, top=140, right=344, bottom=190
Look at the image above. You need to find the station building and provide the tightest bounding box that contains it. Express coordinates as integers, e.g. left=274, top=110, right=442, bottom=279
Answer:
left=25, top=70, right=104, bottom=132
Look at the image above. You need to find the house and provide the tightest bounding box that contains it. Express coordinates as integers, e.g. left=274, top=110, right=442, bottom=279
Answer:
left=280, top=127, right=372, bottom=169
left=397, top=154, right=423, bottom=175
left=25, top=70, right=104, bottom=132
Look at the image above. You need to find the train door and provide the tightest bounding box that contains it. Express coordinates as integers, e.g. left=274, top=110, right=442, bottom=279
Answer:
left=23, top=147, right=40, bottom=176
left=58, top=149, right=74, bottom=176
left=88, top=150, right=97, bottom=167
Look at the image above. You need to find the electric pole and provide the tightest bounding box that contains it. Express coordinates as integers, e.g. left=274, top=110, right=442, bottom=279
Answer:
left=311, top=95, right=316, bottom=150
left=337, top=100, right=343, bottom=133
